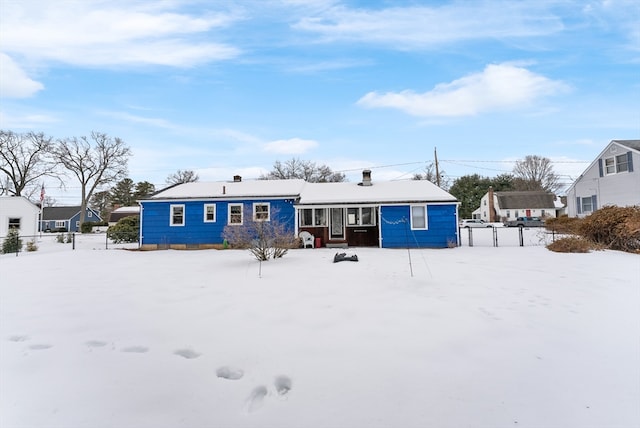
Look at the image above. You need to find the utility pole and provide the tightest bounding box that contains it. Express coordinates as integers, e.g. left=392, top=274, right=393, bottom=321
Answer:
left=434, top=147, right=441, bottom=187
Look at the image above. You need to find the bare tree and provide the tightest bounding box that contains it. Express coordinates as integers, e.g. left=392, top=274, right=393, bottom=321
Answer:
left=512, top=155, right=561, bottom=194
left=166, top=169, right=199, bottom=185
left=222, top=204, right=297, bottom=261
left=412, top=162, right=451, bottom=190
left=53, top=132, right=131, bottom=225
left=0, top=130, right=57, bottom=197
left=260, top=158, right=346, bottom=182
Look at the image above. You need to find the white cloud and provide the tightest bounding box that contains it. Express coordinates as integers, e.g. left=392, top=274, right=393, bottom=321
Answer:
left=293, top=2, right=563, bottom=48
left=0, top=53, right=44, bottom=98
left=263, top=138, right=318, bottom=154
left=0, top=1, right=241, bottom=68
left=357, top=63, right=569, bottom=118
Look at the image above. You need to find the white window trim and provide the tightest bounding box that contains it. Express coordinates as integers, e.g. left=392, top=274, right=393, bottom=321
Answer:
left=410, top=205, right=428, bottom=230
left=203, top=203, right=216, bottom=223
left=253, top=202, right=270, bottom=222
left=55, top=220, right=65, bottom=228
left=170, top=204, right=185, bottom=226
left=228, top=203, right=243, bottom=225
left=605, top=154, right=630, bottom=175
left=345, top=206, right=376, bottom=227
left=299, top=208, right=328, bottom=226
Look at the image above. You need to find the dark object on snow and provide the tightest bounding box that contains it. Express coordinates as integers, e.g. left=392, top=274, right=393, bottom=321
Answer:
left=333, top=252, right=358, bottom=263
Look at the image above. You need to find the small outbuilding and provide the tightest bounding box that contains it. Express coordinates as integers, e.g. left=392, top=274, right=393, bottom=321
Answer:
left=0, top=196, right=40, bottom=238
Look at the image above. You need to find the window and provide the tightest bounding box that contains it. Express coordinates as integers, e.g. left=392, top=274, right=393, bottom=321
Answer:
left=616, top=154, right=629, bottom=173
left=361, top=207, right=374, bottom=226
left=506, top=210, right=510, bottom=219
left=299, top=208, right=327, bottom=227
left=170, top=205, right=185, bottom=226
left=228, top=204, right=243, bottom=225
left=410, top=205, right=427, bottom=230
left=204, top=204, right=216, bottom=222
left=253, top=203, right=270, bottom=221
left=345, top=207, right=375, bottom=227
left=347, top=208, right=360, bottom=225
left=604, top=154, right=631, bottom=174
left=55, top=221, right=65, bottom=228
left=76, top=221, right=80, bottom=229
left=8, top=218, right=20, bottom=230
left=581, top=197, right=593, bottom=213
left=88, top=211, right=93, bottom=218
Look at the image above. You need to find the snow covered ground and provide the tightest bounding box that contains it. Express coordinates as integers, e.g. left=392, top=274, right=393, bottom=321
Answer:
left=1, top=234, right=639, bottom=428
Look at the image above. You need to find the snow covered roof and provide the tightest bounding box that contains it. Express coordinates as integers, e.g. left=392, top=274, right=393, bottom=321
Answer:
left=148, top=179, right=307, bottom=200
left=111, top=206, right=140, bottom=213
left=298, top=180, right=457, bottom=205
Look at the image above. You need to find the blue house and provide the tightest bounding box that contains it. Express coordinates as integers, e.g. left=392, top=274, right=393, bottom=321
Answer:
left=41, top=206, right=102, bottom=232
left=139, top=171, right=459, bottom=249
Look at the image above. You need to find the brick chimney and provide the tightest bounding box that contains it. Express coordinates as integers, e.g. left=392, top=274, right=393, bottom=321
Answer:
left=361, top=169, right=372, bottom=186
left=233, top=175, right=242, bottom=182
left=488, top=186, right=495, bottom=222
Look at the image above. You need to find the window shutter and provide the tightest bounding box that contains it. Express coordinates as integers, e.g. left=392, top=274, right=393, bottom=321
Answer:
left=592, top=195, right=598, bottom=211
left=576, top=197, right=582, bottom=214
left=598, top=159, right=603, bottom=177
left=627, top=151, right=634, bottom=172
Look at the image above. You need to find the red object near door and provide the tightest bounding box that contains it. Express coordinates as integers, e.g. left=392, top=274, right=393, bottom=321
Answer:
left=315, top=237, right=322, bottom=248
left=526, top=209, right=531, bottom=216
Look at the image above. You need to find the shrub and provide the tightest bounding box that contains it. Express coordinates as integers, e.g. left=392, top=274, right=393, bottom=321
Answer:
left=26, top=241, right=38, bottom=252
left=107, top=215, right=139, bottom=243
left=545, top=215, right=582, bottom=235
left=2, top=229, right=22, bottom=254
left=579, top=205, right=640, bottom=253
left=56, top=234, right=65, bottom=243
left=80, top=222, right=95, bottom=233
left=547, top=236, right=594, bottom=253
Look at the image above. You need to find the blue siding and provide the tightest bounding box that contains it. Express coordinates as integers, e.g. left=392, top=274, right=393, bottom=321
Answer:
left=380, top=204, right=457, bottom=248
left=140, top=199, right=296, bottom=246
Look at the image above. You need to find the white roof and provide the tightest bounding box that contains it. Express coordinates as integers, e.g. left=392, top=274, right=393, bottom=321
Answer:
left=149, top=179, right=306, bottom=200
left=112, top=206, right=140, bottom=213
left=298, top=180, right=457, bottom=205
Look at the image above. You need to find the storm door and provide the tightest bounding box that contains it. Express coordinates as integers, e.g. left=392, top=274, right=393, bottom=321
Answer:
left=330, top=208, right=345, bottom=239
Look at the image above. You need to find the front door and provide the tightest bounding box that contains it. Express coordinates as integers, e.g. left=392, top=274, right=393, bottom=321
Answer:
left=330, top=208, right=345, bottom=239
left=526, top=209, right=531, bottom=217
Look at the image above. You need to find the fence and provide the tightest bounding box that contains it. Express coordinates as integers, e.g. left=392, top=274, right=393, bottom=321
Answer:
left=0, top=232, right=138, bottom=256
left=458, top=226, right=559, bottom=248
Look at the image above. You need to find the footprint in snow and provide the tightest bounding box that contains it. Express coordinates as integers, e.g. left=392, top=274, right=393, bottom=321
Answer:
left=29, top=344, right=52, bottom=350
left=274, top=375, right=292, bottom=396
left=8, top=335, right=30, bottom=342
left=216, top=366, right=244, bottom=380
left=245, top=386, right=268, bottom=413
left=85, top=340, right=108, bottom=348
left=174, top=348, right=201, bottom=359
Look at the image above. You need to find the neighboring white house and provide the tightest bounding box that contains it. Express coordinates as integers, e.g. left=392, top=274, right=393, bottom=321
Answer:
left=0, top=196, right=40, bottom=238
left=566, top=140, right=640, bottom=217
left=474, top=188, right=558, bottom=222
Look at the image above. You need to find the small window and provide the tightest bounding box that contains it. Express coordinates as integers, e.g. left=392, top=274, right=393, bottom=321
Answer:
left=361, top=207, right=374, bottom=226
left=88, top=211, right=93, bottom=218
left=55, top=221, right=65, bottom=228
left=300, top=209, right=313, bottom=226
left=347, top=208, right=359, bottom=225
left=8, top=218, right=20, bottom=230
left=410, top=205, right=427, bottom=230
left=170, top=205, right=185, bottom=226
left=76, top=221, right=80, bottom=229
left=581, top=197, right=593, bottom=213
left=616, top=154, right=629, bottom=173
left=204, top=204, right=216, bottom=222
left=229, top=204, right=243, bottom=225
left=253, top=203, right=270, bottom=221
left=605, top=157, right=615, bottom=174
left=314, top=208, right=326, bottom=226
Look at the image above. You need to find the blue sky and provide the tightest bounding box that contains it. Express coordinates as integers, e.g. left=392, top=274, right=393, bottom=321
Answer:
left=1, top=0, right=639, bottom=204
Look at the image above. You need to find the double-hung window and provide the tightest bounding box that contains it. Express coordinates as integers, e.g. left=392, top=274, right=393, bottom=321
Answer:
left=299, top=208, right=327, bottom=226
left=410, top=205, right=427, bottom=230
left=253, top=203, right=270, bottom=221
left=604, top=154, right=631, bottom=174
left=204, top=204, right=216, bottom=222
left=581, top=197, right=593, bottom=213
left=8, top=218, right=20, bottom=230
left=228, top=204, right=243, bottom=225
left=170, top=205, right=185, bottom=226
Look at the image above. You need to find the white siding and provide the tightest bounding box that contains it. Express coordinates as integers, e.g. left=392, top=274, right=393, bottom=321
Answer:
left=567, top=143, right=640, bottom=217
left=0, top=196, right=40, bottom=238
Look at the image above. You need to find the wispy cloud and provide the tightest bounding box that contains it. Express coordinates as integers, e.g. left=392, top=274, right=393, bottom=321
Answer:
left=292, top=2, right=564, bottom=49
left=264, top=137, right=319, bottom=154
left=0, top=53, right=44, bottom=98
left=0, top=1, right=241, bottom=67
left=357, top=63, right=569, bottom=117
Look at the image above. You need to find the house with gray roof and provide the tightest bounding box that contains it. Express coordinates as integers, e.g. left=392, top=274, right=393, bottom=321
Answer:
left=41, top=206, right=102, bottom=232
left=475, top=188, right=559, bottom=223
left=566, top=140, right=639, bottom=217
left=139, top=170, right=460, bottom=249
